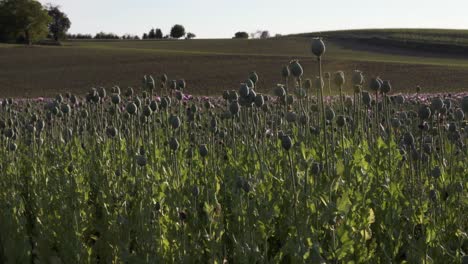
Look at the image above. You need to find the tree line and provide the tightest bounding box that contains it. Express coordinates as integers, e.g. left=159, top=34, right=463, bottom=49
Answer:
left=0, top=0, right=272, bottom=44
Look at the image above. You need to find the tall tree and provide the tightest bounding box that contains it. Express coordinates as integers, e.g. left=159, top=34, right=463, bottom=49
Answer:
left=170, top=24, right=185, bottom=39
left=46, top=4, right=71, bottom=42
left=155, top=28, right=163, bottom=39
left=148, top=28, right=155, bottom=39
left=0, top=0, right=51, bottom=44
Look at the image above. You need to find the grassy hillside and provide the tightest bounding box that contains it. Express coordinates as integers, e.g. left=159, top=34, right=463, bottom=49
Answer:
left=1, top=29, right=468, bottom=97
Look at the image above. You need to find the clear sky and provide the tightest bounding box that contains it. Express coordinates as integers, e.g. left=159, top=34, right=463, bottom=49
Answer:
left=38, top=0, right=468, bottom=38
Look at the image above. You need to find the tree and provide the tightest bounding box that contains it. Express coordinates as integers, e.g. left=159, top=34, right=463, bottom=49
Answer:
left=170, top=24, right=185, bottom=39
left=0, top=0, right=51, bottom=44
left=186, top=32, right=196, bottom=39
left=148, top=28, right=155, bottom=39
left=234, top=31, right=249, bottom=39
left=46, top=4, right=71, bottom=42
left=142, top=33, right=148, bottom=39
left=155, top=28, right=163, bottom=39
left=260, top=30, right=270, bottom=39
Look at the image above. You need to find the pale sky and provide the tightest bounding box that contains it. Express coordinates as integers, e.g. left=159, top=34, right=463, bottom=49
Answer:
left=38, top=0, right=468, bottom=38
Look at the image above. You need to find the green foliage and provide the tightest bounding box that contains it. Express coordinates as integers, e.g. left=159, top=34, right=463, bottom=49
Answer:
left=46, top=4, right=71, bottom=41
left=0, top=0, right=51, bottom=44
left=170, top=24, right=186, bottom=39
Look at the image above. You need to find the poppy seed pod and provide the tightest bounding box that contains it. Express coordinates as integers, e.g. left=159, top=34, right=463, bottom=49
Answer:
left=177, top=79, right=186, bottom=90
left=369, top=77, right=381, bottom=92
left=289, top=60, right=303, bottom=78
left=136, top=155, right=147, bottom=167
left=311, top=162, right=321, bottom=175
left=169, top=80, right=177, bottom=90
left=362, top=91, right=371, bottom=106
left=175, top=91, right=183, bottom=101
left=352, top=70, right=364, bottom=86
left=274, top=85, right=286, bottom=97
left=381, top=80, right=392, bottom=94
left=282, top=65, right=290, bottom=78
left=249, top=71, right=259, bottom=84
left=311, top=38, right=326, bottom=57
left=333, top=71, right=345, bottom=87
left=111, top=94, right=121, bottom=105
left=199, top=144, right=208, bottom=158
left=395, top=95, right=405, bottom=105
left=98, top=87, right=107, bottom=98
left=143, top=105, right=152, bottom=117
left=454, top=109, right=464, bottom=121
left=111, top=86, right=121, bottom=95
left=391, top=118, right=401, bottom=129
left=229, top=101, right=240, bottom=116
left=254, top=94, right=264, bottom=107
left=325, top=107, right=335, bottom=121
left=403, top=132, right=415, bottom=146
left=4, top=128, right=14, bottom=138
left=336, top=115, right=346, bottom=127
left=150, top=100, right=158, bottom=112
left=461, top=96, right=468, bottom=113
left=169, top=137, right=179, bottom=151
left=169, top=115, right=181, bottom=129
left=239, top=83, right=250, bottom=98
left=286, top=95, right=294, bottom=105
left=106, top=126, right=117, bottom=138
left=125, top=87, right=134, bottom=97
left=61, top=104, right=71, bottom=114
left=418, top=105, right=431, bottom=120
left=285, top=111, right=297, bottom=123
left=281, top=135, right=292, bottom=151
left=126, top=102, right=137, bottom=115
left=431, top=97, right=444, bottom=111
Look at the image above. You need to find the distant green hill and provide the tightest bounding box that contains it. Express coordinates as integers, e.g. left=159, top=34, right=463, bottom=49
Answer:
left=288, top=28, right=468, bottom=54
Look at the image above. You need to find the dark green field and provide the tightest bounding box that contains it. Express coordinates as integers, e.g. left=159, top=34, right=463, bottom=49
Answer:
left=1, top=29, right=468, bottom=97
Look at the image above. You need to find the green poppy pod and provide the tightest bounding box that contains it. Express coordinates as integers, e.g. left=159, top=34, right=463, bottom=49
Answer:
left=239, top=83, right=250, bottom=98
left=289, top=60, right=303, bottom=78
left=175, top=91, right=183, bottom=101
left=352, top=70, right=364, bottom=86
left=286, top=95, right=294, bottom=105
left=281, top=135, right=292, bottom=151
left=61, top=104, right=71, bottom=114
left=98, top=87, right=106, bottom=98
left=169, top=115, right=181, bottom=129
left=454, top=109, right=464, bottom=121
left=416, top=85, right=421, bottom=93
left=36, top=120, right=45, bottom=132
left=431, top=97, right=444, bottom=111
left=254, top=94, right=264, bottom=107
left=381, top=80, right=392, bottom=94
left=8, top=142, right=17, bottom=151
left=311, top=162, right=321, bottom=174
left=143, top=105, right=152, bottom=117
left=199, top=144, right=208, bottom=158
left=274, top=84, right=286, bottom=97
left=418, top=105, right=431, bottom=120
left=125, top=87, right=134, bottom=97
left=336, top=115, right=346, bottom=127
left=403, top=132, right=415, bottom=146
left=311, top=38, right=326, bottom=57
left=126, top=102, right=137, bottom=115
left=395, top=95, right=405, bottom=105
left=325, top=107, right=335, bottom=121
left=136, top=155, right=147, bottom=167
left=324, top=72, right=331, bottom=79
left=461, top=96, right=468, bottom=113
left=369, top=77, right=381, bottom=92
left=333, top=71, right=345, bottom=87
left=282, top=65, right=290, bottom=78
left=295, top=88, right=307, bottom=99
left=362, top=91, right=372, bottom=106
left=111, top=94, right=121, bottom=105
left=106, top=126, right=117, bottom=138
left=169, top=137, right=179, bottom=151
left=55, top=94, right=63, bottom=103
left=177, top=79, right=186, bottom=90
left=285, top=111, right=297, bottom=123
left=111, top=86, right=121, bottom=95
left=248, top=71, right=259, bottom=84
left=4, top=128, right=14, bottom=138
left=222, top=90, right=229, bottom=100
left=149, top=100, right=158, bottom=112
left=391, top=118, right=401, bottom=129
left=229, top=101, right=240, bottom=116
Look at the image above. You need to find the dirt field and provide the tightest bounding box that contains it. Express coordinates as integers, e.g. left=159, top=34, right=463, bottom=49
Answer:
left=1, top=37, right=468, bottom=97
